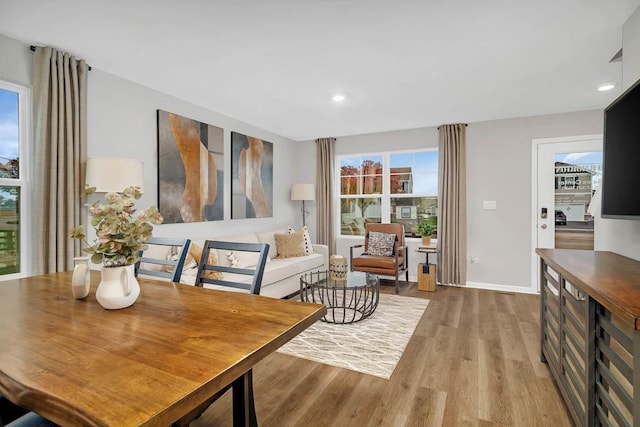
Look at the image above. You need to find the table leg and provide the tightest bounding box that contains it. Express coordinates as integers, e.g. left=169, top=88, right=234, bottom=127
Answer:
left=232, top=369, right=257, bottom=427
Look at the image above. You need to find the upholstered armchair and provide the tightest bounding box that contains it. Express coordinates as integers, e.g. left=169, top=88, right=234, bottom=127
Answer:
left=349, top=223, right=409, bottom=293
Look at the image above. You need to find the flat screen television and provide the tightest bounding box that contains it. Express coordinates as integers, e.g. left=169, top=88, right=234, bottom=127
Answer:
left=601, top=77, right=640, bottom=220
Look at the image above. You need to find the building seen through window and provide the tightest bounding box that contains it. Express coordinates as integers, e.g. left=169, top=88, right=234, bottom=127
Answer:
left=339, top=150, right=438, bottom=237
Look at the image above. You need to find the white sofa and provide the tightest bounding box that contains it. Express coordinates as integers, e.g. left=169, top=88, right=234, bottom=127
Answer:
left=174, top=229, right=328, bottom=298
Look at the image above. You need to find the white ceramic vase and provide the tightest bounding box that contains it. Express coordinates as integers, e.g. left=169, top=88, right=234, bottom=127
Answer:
left=71, top=256, right=91, bottom=299
left=95, top=264, right=140, bottom=310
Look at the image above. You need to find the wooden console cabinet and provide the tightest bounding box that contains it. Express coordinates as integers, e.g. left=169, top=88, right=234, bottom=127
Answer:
left=537, top=249, right=640, bottom=427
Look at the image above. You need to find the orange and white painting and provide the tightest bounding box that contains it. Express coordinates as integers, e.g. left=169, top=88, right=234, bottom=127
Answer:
left=231, top=132, right=273, bottom=219
left=157, top=110, right=224, bottom=223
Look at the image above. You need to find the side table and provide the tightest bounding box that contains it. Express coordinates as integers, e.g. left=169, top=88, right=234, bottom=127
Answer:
left=416, top=245, right=438, bottom=292
left=300, top=270, right=380, bottom=323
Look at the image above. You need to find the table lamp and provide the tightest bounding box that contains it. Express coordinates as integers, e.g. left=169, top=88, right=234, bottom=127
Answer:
left=291, top=183, right=315, bottom=227
left=86, top=157, right=145, bottom=193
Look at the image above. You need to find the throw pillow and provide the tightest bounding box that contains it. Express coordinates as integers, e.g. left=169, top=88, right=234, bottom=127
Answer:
left=274, top=229, right=307, bottom=258
left=189, top=242, right=223, bottom=280
left=226, top=250, right=239, bottom=268
left=287, top=225, right=314, bottom=255
left=164, top=245, right=196, bottom=273
left=367, top=231, right=396, bottom=257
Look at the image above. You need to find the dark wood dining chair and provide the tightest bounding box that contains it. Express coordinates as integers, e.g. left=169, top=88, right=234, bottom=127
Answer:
left=134, top=237, right=191, bottom=282
left=3, top=411, right=57, bottom=426
left=350, top=223, right=409, bottom=293
left=0, top=395, right=27, bottom=427
left=180, top=240, right=269, bottom=427
left=1, top=394, right=56, bottom=427
left=194, top=240, right=269, bottom=295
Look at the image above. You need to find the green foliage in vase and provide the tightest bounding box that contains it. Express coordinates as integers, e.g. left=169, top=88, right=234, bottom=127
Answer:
left=417, top=216, right=438, bottom=237
left=70, top=186, right=163, bottom=267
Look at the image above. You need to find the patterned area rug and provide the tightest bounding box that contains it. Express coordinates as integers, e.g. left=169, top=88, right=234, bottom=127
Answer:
left=277, top=294, right=429, bottom=379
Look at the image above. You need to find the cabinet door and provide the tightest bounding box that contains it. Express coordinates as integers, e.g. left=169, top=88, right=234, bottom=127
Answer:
left=559, top=278, right=590, bottom=424
left=541, top=261, right=561, bottom=373
left=594, top=306, right=635, bottom=427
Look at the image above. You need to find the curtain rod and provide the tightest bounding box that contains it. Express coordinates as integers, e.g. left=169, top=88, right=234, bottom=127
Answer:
left=437, top=124, right=468, bottom=130
left=29, top=45, right=92, bottom=71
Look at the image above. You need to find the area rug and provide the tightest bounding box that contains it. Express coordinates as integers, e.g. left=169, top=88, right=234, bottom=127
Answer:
left=277, top=294, right=429, bottom=379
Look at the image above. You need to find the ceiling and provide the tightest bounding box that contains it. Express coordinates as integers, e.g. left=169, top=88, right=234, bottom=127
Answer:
left=1, top=0, right=639, bottom=141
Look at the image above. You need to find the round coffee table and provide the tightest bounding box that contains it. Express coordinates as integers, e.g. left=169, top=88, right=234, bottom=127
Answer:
left=299, top=270, right=380, bottom=324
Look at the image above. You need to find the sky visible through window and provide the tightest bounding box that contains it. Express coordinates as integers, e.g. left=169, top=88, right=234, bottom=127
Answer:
left=555, top=151, right=602, bottom=165
left=0, top=88, right=19, bottom=164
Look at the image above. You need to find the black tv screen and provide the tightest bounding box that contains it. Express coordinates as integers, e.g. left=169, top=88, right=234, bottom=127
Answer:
left=601, top=78, right=640, bottom=219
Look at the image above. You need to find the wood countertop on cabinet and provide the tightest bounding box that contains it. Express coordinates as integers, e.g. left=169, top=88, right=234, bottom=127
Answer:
left=536, top=248, right=640, bottom=330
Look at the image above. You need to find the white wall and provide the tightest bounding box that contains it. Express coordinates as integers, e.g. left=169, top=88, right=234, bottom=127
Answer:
left=592, top=6, right=640, bottom=261
left=88, top=69, right=300, bottom=240
left=299, top=111, right=603, bottom=291
left=0, top=33, right=301, bottom=248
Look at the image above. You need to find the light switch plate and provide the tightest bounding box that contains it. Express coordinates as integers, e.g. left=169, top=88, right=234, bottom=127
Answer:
left=482, top=200, right=497, bottom=210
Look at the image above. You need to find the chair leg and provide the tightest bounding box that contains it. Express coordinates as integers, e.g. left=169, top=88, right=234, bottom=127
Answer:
left=395, top=274, right=399, bottom=294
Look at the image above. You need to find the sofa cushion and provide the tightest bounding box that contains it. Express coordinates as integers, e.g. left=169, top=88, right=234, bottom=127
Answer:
left=287, top=226, right=314, bottom=254
left=138, top=243, right=171, bottom=272
left=274, top=230, right=306, bottom=258
left=352, top=254, right=399, bottom=270
left=189, top=242, right=223, bottom=280
left=367, top=231, right=396, bottom=256
left=263, top=258, right=303, bottom=283
left=256, top=229, right=286, bottom=260
left=293, top=253, right=324, bottom=272
left=215, top=233, right=261, bottom=267
left=213, top=253, right=323, bottom=287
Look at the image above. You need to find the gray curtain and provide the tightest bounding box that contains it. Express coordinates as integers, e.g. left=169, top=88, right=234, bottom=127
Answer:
left=438, top=124, right=467, bottom=286
left=315, top=137, right=336, bottom=254
left=32, top=46, right=88, bottom=274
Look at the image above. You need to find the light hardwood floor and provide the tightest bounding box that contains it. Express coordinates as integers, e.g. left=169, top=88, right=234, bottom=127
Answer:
left=193, top=284, right=573, bottom=427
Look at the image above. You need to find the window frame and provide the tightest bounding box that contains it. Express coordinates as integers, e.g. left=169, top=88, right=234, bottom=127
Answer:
left=0, top=80, right=31, bottom=280
left=336, top=148, right=438, bottom=238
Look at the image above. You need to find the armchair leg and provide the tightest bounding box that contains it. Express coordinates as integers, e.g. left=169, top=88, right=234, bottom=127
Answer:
left=395, top=274, right=399, bottom=294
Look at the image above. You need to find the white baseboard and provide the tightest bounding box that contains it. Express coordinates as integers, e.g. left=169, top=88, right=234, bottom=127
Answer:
left=406, top=275, right=538, bottom=295
left=464, top=281, right=538, bottom=295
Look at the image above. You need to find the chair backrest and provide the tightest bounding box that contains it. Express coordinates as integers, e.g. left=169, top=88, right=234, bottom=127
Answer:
left=364, top=223, right=405, bottom=253
left=135, top=237, right=191, bottom=282
left=194, top=241, right=269, bottom=295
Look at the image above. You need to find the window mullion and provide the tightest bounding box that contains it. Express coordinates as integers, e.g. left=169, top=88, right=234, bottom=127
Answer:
left=381, top=153, right=390, bottom=223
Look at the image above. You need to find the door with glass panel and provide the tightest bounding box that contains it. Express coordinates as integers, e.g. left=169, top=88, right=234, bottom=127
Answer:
left=0, top=81, right=28, bottom=279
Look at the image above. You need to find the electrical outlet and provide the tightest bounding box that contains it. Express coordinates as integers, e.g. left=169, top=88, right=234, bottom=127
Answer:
left=470, top=257, right=479, bottom=263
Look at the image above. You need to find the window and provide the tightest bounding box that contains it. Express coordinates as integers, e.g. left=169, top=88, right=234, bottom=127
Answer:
left=338, top=149, right=438, bottom=237
left=0, top=81, right=29, bottom=279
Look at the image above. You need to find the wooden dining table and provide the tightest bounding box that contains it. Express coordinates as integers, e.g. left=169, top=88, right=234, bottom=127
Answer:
left=0, top=271, right=326, bottom=426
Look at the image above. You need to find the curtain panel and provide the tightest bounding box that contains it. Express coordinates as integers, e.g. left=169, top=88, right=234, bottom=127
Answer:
left=315, top=137, right=336, bottom=254
left=32, top=46, right=88, bottom=274
left=437, top=123, right=467, bottom=286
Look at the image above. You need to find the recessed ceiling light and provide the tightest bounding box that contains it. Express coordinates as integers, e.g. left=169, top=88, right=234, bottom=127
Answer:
left=598, top=83, right=615, bottom=92
left=332, top=94, right=345, bottom=102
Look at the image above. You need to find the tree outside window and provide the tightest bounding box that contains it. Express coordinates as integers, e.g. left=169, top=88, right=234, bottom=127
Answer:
left=339, top=150, right=438, bottom=237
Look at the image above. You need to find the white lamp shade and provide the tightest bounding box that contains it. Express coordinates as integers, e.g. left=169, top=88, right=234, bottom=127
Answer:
left=86, top=157, right=145, bottom=193
left=291, top=183, right=315, bottom=201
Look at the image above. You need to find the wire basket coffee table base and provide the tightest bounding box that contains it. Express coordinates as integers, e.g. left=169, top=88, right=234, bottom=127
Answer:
left=299, top=271, right=380, bottom=324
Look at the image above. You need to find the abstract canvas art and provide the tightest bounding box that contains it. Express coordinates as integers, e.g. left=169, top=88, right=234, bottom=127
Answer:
left=157, top=110, right=224, bottom=223
left=231, top=132, right=273, bottom=219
